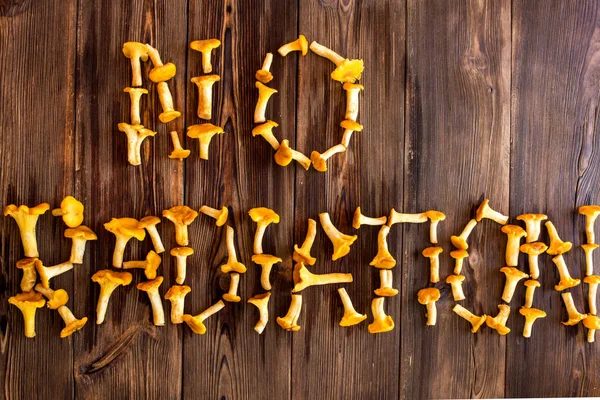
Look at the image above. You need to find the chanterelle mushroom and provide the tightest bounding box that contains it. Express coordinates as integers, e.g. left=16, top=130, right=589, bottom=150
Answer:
left=251, top=254, right=282, bottom=291
left=8, top=291, right=46, bottom=338
left=117, top=123, right=156, bottom=166
left=523, top=279, right=541, bottom=308
left=187, top=123, right=225, bottom=160
left=368, top=297, right=394, bottom=333
left=137, top=277, right=165, bottom=326
left=551, top=254, right=580, bottom=291
left=582, top=244, right=599, bottom=276
left=122, top=42, right=149, bottom=87
left=450, top=249, right=469, bottom=274
left=485, top=304, right=511, bottom=335
left=123, top=87, right=148, bottom=126
left=374, top=270, right=398, bottom=297
left=387, top=209, right=427, bottom=226
left=422, top=247, right=443, bottom=283
left=183, top=300, right=225, bottom=335
left=16, top=258, right=38, bottom=292
left=353, top=207, right=387, bottom=229
left=446, top=274, right=466, bottom=301
left=425, top=210, right=446, bottom=244
left=123, top=250, right=162, bottom=280
left=516, top=213, right=548, bottom=242
left=248, top=292, right=271, bottom=334
left=248, top=207, right=280, bottom=254
left=311, top=144, right=347, bottom=173
left=35, top=260, right=74, bottom=289
left=64, top=225, right=97, bottom=264
left=500, top=267, right=528, bottom=303
left=34, top=285, right=87, bottom=338
left=255, top=53, right=274, bottom=83
left=453, top=304, right=486, bottom=333
left=168, top=131, right=191, bottom=160
left=519, top=307, right=546, bottom=338
left=191, top=75, right=220, bottom=120
left=254, top=82, right=278, bottom=124
left=164, top=285, right=191, bottom=324
left=502, top=225, right=527, bottom=266
left=220, top=226, right=247, bottom=274
left=222, top=273, right=241, bottom=303
left=292, top=262, right=353, bottom=292
left=52, top=196, right=84, bottom=228
left=274, top=139, right=311, bottom=170
left=145, top=44, right=176, bottom=83
left=199, top=205, right=229, bottom=226
left=450, top=219, right=478, bottom=250
left=309, top=41, right=364, bottom=83
left=417, top=288, right=441, bottom=326
left=104, top=217, right=146, bottom=267
left=337, top=288, right=367, bottom=326
left=91, top=270, right=133, bottom=324
left=4, top=203, right=50, bottom=258
left=278, top=34, right=308, bottom=56
left=293, top=218, right=317, bottom=265
left=162, top=205, right=199, bottom=246
left=342, top=83, right=364, bottom=122
left=138, top=216, right=165, bottom=254
left=157, top=82, right=181, bottom=123
left=545, top=221, right=573, bottom=255
left=475, top=199, right=508, bottom=225
left=34, top=284, right=68, bottom=309
left=252, top=121, right=280, bottom=150
left=579, top=205, right=600, bottom=244
left=584, top=275, right=600, bottom=315
left=340, top=119, right=363, bottom=148
left=561, top=292, right=587, bottom=326
left=583, top=315, right=600, bottom=343
left=190, top=39, right=221, bottom=73
left=319, top=212, right=358, bottom=261
left=277, top=294, right=302, bottom=332
left=369, top=225, right=396, bottom=269
left=170, top=247, right=194, bottom=284
left=519, top=242, right=547, bottom=279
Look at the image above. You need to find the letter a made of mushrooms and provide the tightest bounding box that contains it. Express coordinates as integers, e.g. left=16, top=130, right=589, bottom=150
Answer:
left=4, top=203, right=50, bottom=258
left=164, top=285, right=191, bottom=324
left=277, top=294, right=302, bottom=331
left=293, top=218, right=318, bottom=265
left=248, top=207, right=280, bottom=254
left=248, top=292, right=271, bottom=334
left=137, top=276, right=166, bottom=326
left=123, top=250, right=162, bottom=280
left=337, top=288, right=367, bottom=326
left=309, top=41, right=364, bottom=83
left=368, top=297, right=394, bottom=334
left=52, top=196, right=84, bottom=228
left=64, top=225, right=97, bottom=264
left=501, top=225, right=527, bottom=267
left=122, top=42, right=149, bottom=87
left=187, top=123, right=225, bottom=160
left=117, top=123, right=157, bottom=166
left=16, top=258, right=38, bottom=292
left=417, top=288, right=441, bottom=326
left=252, top=121, right=280, bottom=150
left=183, top=300, right=225, bottom=335
left=191, top=75, right=220, bottom=120
left=274, top=139, right=311, bottom=170
left=162, top=205, right=199, bottom=246
left=104, top=217, right=146, bottom=268
left=221, top=226, right=247, bottom=274
left=190, top=39, right=221, bottom=74
left=319, top=212, right=358, bottom=261
left=292, top=262, right=353, bottom=293
left=92, top=270, right=133, bottom=324
left=254, top=82, right=278, bottom=124
left=8, top=291, right=46, bottom=338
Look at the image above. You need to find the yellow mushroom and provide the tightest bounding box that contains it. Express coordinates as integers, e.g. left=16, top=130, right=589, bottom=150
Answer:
left=248, top=292, right=271, bottom=334
left=352, top=207, right=387, bottom=229
left=422, top=246, right=443, bottom=283
left=343, top=83, right=363, bottom=121
left=273, top=139, right=311, bottom=170
left=452, top=304, right=487, bottom=333
left=251, top=254, right=282, bottom=291
left=425, top=210, right=446, bottom=244
left=523, top=279, right=541, bottom=308
left=51, top=196, right=84, bottom=228
left=337, top=288, right=367, bottom=326
left=137, top=277, right=165, bottom=326
left=123, top=87, right=148, bottom=125
left=123, top=250, right=161, bottom=280
left=34, top=284, right=68, bottom=309
left=191, top=75, right=220, bottom=120
left=199, top=205, right=228, bottom=226
left=340, top=119, right=363, bottom=148
left=319, top=212, right=358, bottom=261
left=368, top=297, right=394, bottom=333
left=254, top=82, right=278, bottom=123
left=485, top=304, right=511, bottom=335
left=57, top=305, right=88, bottom=338
left=446, top=275, right=466, bottom=301
left=293, top=218, right=317, bottom=265
left=190, top=39, right=221, bottom=73
left=4, top=203, right=50, bottom=258
left=561, top=292, right=587, bottom=325
left=122, top=42, right=148, bottom=87
left=310, top=144, right=346, bottom=172
left=369, top=225, right=396, bottom=269
left=187, top=123, right=225, bottom=160
left=500, top=267, right=528, bottom=303
left=277, top=294, right=302, bottom=331
left=104, top=217, right=146, bottom=267
left=220, top=226, right=247, bottom=273
left=475, top=199, right=508, bottom=225
left=278, top=35, right=308, bottom=56
left=519, top=242, right=547, bottom=279
left=516, top=213, right=548, bottom=242
left=35, top=260, right=74, bottom=289
left=157, top=82, right=181, bottom=123
left=16, top=258, right=37, bottom=292
left=252, top=120, right=280, bottom=150
left=450, top=249, right=469, bottom=274
left=8, top=291, right=46, bottom=338
left=91, top=270, right=133, bottom=324
left=417, top=288, right=441, bottom=326
left=387, top=208, right=427, bottom=226
left=223, top=273, right=241, bottom=303
left=183, top=300, right=225, bottom=335
left=583, top=315, right=600, bottom=343
left=117, top=123, right=156, bottom=166
left=138, top=216, right=164, bottom=254
left=145, top=43, right=176, bottom=83
left=168, top=131, right=191, bottom=161
left=579, top=205, right=600, bottom=244
left=551, top=254, right=580, bottom=291
left=582, top=243, right=599, bottom=276
left=64, top=225, right=97, bottom=264
left=502, top=225, right=527, bottom=267
left=170, top=247, right=194, bottom=284
left=255, top=53, right=274, bottom=83
left=292, top=262, right=353, bottom=292
left=309, top=41, right=363, bottom=83
left=248, top=207, right=280, bottom=254
left=164, top=285, right=191, bottom=324
left=450, top=219, right=478, bottom=250
left=162, top=205, right=199, bottom=246
left=519, top=307, right=546, bottom=338
left=374, top=270, right=398, bottom=297
left=584, top=275, right=600, bottom=315
left=545, top=221, right=573, bottom=255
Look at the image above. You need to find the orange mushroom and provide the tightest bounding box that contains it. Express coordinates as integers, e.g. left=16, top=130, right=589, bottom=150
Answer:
left=501, top=225, right=527, bottom=266
left=117, top=123, right=156, bottom=165
left=191, top=75, right=220, bottom=119
left=170, top=247, right=194, bottom=284
left=123, top=87, right=148, bottom=125
left=164, top=285, right=191, bottom=324
left=183, top=300, right=225, bottom=335
left=199, top=205, right=228, bottom=226
left=519, top=242, right=547, bottom=279
left=254, top=82, right=278, bottom=123
left=137, top=277, right=165, bottom=326
left=319, top=212, right=357, bottom=261
left=292, top=262, right=353, bottom=293
left=369, top=225, right=396, bottom=269
left=545, top=221, right=573, bottom=255
left=374, top=270, right=398, bottom=297
left=64, top=225, right=97, bottom=263
left=582, top=243, right=599, bottom=276
left=251, top=254, right=282, bottom=291
left=52, top=196, right=84, bottom=228
left=337, top=288, right=367, bottom=326
left=485, top=304, right=511, bottom=335
left=252, top=121, right=280, bottom=150
left=122, top=42, right=148, bottom=86
left=417, top=288, right=441, bottom=326
left=138, top=216, right=165, bottom=254
left=453, top=304, right=486, bottom=333
left=248, top=292, right=271, bottom=334
left=516, top=213, right=548, bottom=242
left=450, top=219, right=478, bottom=250
left=123, top=250, right=162, bottom=280
left=278, top=35, right=308, bottom=56
left=248, top=207, right=280, bottom=254
left=168, top=131, right=191, bottom=161
left=4, top=203, right=50, bottom=258
left=91, top=270, right=133, bottom=324
left=579, top=205, right=600, bottom=244
left=293, top=218, right=317, bottom=265
left=190, top=39, right=221, bottom=73
left=500, top=267, right=528, bottom=303
left=8, top=291, right=46, bottom=338
left=475, top=199, right=508, bottom=225
left=157, top=82, right=181, bottom=123
left=352, top=207, right=387, bottom=229
left=450, top=249, right=469, bottom=274
left=551, top=254, right=580, bottom=291
left=16, top=258, right=37, bottom=292
left=561, top=292, right=587, bottom=326
left=422, top=246, right=443, bottom=283
left=519, top=307, right=546, bottom=338
left=104, top=217, right=146, bottom=267
left=342, top=83, right=363, bottom=121
left=277, top=294, right=302, bottom=331
left=220, top=226, right=247, bottom=274
left=162, top=205, right=199, bottom=246
left=310, top=144, right=346, bottom=172
left=274, top=139, right=311, bottom=170
left=368, top=297, right=394, bottom=333
left=187, top=123, right=225, bottom=160
left=255, top=53, right=274, bottom=83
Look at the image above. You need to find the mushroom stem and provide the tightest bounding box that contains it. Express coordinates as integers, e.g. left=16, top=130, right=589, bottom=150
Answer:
left=527, top=253, right=540, bottom=280
left=343, top=83, right=363, bottom=122
left=147, top=225, right=166, bottom=254
left=157, top=82, right=180, bottom=123
left=169, top=297, right=186, bottom=324
left=69, top=238, right=87, bottom=264
left=223, top=273, right=241, bottom=302
left=148, top=290, right=165, bottom=326
left=561, top=292, right=587, bottom=325
left=262, top=53, right=273, bottom=70
left=459, top=219, right=478, bottom=241
left=124, top=88, right=147, bottom=125
left=294, top=218, right=317, bottom=265
left=175, top=257, right=187, bottom=285
left=191, top=75, right=220, bottom=119
left=428, top=255, right=439, bottom=283
left=20, top=306, right=38, bottom=338
left=254, top=224, right=267, bottom=254
left=589, top=329, right=596, bottom=342
left=19, top=264, right=37, bottom=292
left=200, top=206, right=219, bottom=219
left=58, top=305, right=77, bottom=325
left=524, top=284, right=538, bottom=308
left=500, top=267, right=528, bottom=303
left=248, top=293, right=271, bottom=334
left=129, top=58, right=143, bottom=87
left=319, top=212, right=358, bottom=261
left=453, top=304, right=486, bottom=332
left=292, top=266, right=353, bottom=292
left=552, top=254, right=580, bottom=290
left=254, top=82, right=278, bottom=123
left=113, top=236, right=131, bottom=268
left=174, top=225, right=189, bottom=247
left=447, top=276, right=466, bottom=301
left=430, top=221, right=441, bottom=244
left=505, top=234, right=525, bottom=266
left=36, top=261, right=74, bottom=289
left=96, top=283, right=119, bottom=324
left=337, top=288, right=367, bottom=326
left=583, top=244, right=598, bottom=276
left=309, top=41, right=344, bottom=65
left=589, top=283, right=598, bottom=315
left=277, top=294, right=302, bottom=331
left=145, top=44, right=163, bottom=66
left=424, top=302, right=436, bottom=326
left=170, top=131, right=184, bottom=150
left=387, top=209, right=427, bottom=226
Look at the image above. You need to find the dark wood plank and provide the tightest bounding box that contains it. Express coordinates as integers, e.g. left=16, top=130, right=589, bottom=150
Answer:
left=401, top=1, right=511, bottom=398
left=181, top=1, right=296, bottom=399
left=72, top=0, right=187, bottom=398
left=508, top=1, right=600, bottom=397
left=0, top=1, right=77, bottom=398
left=292, top=1, right=405, bottom=399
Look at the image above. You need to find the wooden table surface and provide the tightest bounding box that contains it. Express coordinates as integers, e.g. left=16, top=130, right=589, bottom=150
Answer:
left=1, top=0, right=600, bottom=398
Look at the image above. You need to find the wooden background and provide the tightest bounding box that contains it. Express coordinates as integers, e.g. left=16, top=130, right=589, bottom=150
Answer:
left=1, top=0, right=600, bottom=398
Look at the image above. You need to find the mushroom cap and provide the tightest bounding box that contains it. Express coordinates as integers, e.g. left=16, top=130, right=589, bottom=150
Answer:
left=191, top=74, right=220, bottom=86
left=583, top=315, right=600, bottom=329
left=56, top=196, right=84, bottom=227
left=138, top=128, right=157, bottom=139
left=274, top=139, right=293, bottom=166
left=374, top=287, right=399, bottom=297
left=475, top=199, right=491, bottom=221
left=340, top=119, right=363, bottom=131
left=138, top=215, right=161, bottom=228
left=45, top=289, right=69, bottom=309
left=340, top=312, right=367, bottom=327
left=310, top=151, right=327, bottom=172
left=255, top=70, right=273, bottom=83
left=425, top=210, right=446, bottom=222
left=149, top=63, right=176, bottom=83
left=450, top=249, right=469, bottom=259
left=248, top=207, right=280, bottom=225
left=342, top=82, right=364, bottom=91
left=64, top=225, right=97, bottom=240
left=123, top=87, right=148, bottom=95
left=221, top=261, right=247, bottom=274
left=516, top=213, right=548, bottom=222
left=252, top=120, right=279, bottom=137
left=584, top=275, right=600, bottom=284
left=164, top=285, right=191, bottom=299
left=222, top=293, right=241, bottom=303
left=297, top=34, right=309, bottom=55
left=582, top=243, right=600, bottom=252
left=422, top=246, right=443, bottom=258
left=519, top=242, right=548, bottom=255
left=4, top=203, right=50, bottom=216
left=122, top=42, right=149, bottom=60
left=190, top=38, right=221, bottom=53
left=60, top=317, right=88, bottom=338
left=8, top=291, right=46, bottom=309
left=417, top=287, right=441, bottom=304
left=485, top=311, right=511, bottom=335
left=501, top=224, right=527, bottom=237
left=331, top=59, right=364, bottom=83
left=255, top=81, right=278, bottom=95
left=187, top=123, right=224, bottom=139
left=91, top=269, right=133, bottom=286
left=251, top=253, right=282, bottom=265
left=370, top=250, right=397, bottom=269
left=579, top=205, right=600, bottom=217
left=519, top=307, right=546, bottom=319
left=548, top=241, right=573, bottom=255
left=183, top=314, right=207, bottom=335
left=169, top=148, right=191, bottom=160
left=104, top=218, right=146, bottom=241
left=170, top=246, right=195, bottom=257
left=524, top=279, right=541, bottom=288
left=163, top=205, right=199, bottom=226
left=500, top=266, right=529, bottom=279
left=555, top=277, right=581, bottom=291
left=137, top=276, right=164, bottom=291
left=214, top=207, right=229, bottom=226
left=367, top=315, right=395, bottom=333
left=446, top=274, right=465, bottom=284
left=450, top=235, right=468, bottom=250
left=16, top=257, right=37, bottom=270
left=143, top=251, right=162, bottom=279
left=293, top=245, right=317, bottom=266
left=159, top=110, right=182, bottom=123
